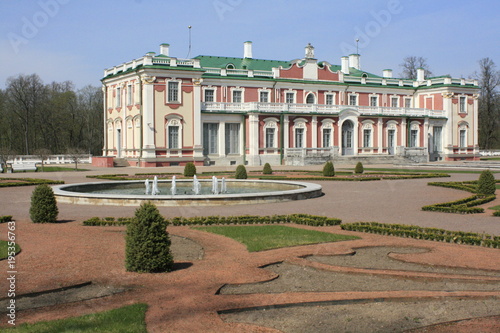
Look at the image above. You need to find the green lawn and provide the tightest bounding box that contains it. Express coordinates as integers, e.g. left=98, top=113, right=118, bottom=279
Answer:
left=0, top=240, right=20, bottom=260
left=38, top=166, right=90, bottom=172
left=0, top=303, right=148, bottom=333
left=364, top=168, right=494, bottom=174
left=193, top=225, right=359, bottom=252
left=488, top=205, right=500, bottom=210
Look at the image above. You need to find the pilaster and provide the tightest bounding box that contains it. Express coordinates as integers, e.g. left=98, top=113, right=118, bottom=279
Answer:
left=141, top=75, right=156, bottom=158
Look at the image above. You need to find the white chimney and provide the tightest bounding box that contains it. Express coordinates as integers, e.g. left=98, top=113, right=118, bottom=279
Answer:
left=383, top=69, right=393, bottom=78
left=341, top=56, right=350, bottom=74
left=244, top=41, right=253, bottom=59
left=160, top=43, right=170, bottom=56
left=417, top=67, right=425, bottom=81
left=349, top=54, right=360, bottom=70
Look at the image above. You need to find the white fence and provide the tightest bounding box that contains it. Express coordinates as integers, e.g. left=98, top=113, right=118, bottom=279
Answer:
left=6, top=154, right=92, bottom=165
left=479, top=150, right=500, bottom=157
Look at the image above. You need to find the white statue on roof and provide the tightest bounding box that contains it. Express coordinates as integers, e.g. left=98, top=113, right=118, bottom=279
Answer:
left=305, top=43, right=315, bottom=59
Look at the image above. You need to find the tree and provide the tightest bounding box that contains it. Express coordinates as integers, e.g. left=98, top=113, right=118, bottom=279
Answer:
left=399, top=56, right=433, bottom=80
left=33, top=148, right=52, bottom=172
left=323, top=161, right=335, bottom=177
left=29, top=184, right=58, bottom=223
left=476, top=58, right=500, bottom=149
left=354, top=162, right=364, bottom=174
left=183, top=162, right=196, bottom=177
left=0, top=147, right=16, bottom=172
left=235, top=164, right=248, bottom=179
left=66, top=147, right=86, bottom=170
left=477, top=169, right=496, bottom=196
left=262, top=163, right=273, bottom=175
left=125, top=202, right=173, bottom=273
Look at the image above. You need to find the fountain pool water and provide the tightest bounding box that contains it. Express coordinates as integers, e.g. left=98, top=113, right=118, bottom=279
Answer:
left=52, top=179, right=322, bottom=206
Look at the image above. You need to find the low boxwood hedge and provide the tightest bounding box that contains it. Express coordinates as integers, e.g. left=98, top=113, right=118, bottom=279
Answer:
left=0, top=215, right=13, bottom=223
left=0, top=178, right=64, bottom=187
left=341, top=222, right=500, bottom=248
left=83, top=214, right=342, bottom=227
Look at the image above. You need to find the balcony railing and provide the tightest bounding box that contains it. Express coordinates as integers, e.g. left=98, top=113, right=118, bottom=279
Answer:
left=201, top=102, right=446, bottom=118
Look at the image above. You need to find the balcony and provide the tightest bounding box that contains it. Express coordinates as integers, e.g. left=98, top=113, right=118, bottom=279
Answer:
left=201, top=102, right=446, bottom=118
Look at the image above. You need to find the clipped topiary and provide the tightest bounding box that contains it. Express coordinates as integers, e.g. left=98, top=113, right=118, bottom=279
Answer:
left=30, top=184, right=58, bottom=223
left=183, top=162, right=196, bottom=177
left=125, top=202, right=173, bottom=273
left=235, top=164, right=248, bottom=179
left=323, top=161, right=335, bottom=177
left=354, top=162, right=364, bottom=174
left=477, top=169, right=496, bottom=196
left=263, top=163, right=273, bottom=175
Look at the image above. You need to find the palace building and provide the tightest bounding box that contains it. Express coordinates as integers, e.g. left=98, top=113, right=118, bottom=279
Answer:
left=101, top=41, right=480, bottom=167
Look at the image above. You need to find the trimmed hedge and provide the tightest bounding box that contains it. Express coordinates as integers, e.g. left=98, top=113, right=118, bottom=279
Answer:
left=478, top=170, right=496, bottom=195
left=0, top=215, right=13, bottom=223
left=86, top=174, right=132, bottom=180
left=183, top=162, right=197, bottom=177
left=0, top=178, right=64, bottom=188
left=341, top=222, right=500, bottom=248
left=422, top=194, right=496, bottom=214
left=323, top=161, right=335, bottom=177
left=354, top=162, right=364, bottom=174
left=30, top=184, right=58, bottom=223
left=427, top=181, right=478, bottom=193
left=84, top=214, right=342, bottom=227
left=262, top=163, right=273, bottom=175
left=235, top=165, right=248, bottom=179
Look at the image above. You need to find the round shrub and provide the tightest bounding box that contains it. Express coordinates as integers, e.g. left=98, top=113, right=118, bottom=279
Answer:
left=235, top=164, right=248, bottom=179
left=125, top=202, right=173, bottom=273
left=354, top=162, right=364, bottom=174
left=323, top=161, right=335, bottom=177
left=477, top=169, right=496, bottom=196
left=183, top=162, right=197, bottom=177
left=263, top=163, right=273, bottom=175
left=30, top=184, right=58, bottom=223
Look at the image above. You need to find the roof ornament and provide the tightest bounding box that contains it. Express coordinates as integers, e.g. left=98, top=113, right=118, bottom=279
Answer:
left=305, top=43, right=315, bottom=59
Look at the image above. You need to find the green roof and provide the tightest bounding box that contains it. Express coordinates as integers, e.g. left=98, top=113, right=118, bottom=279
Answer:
left=195, top=55, right=291, bottom=71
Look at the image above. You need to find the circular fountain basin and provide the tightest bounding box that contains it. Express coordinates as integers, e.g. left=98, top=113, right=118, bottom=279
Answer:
left=52, top=179, right=323, bottom=206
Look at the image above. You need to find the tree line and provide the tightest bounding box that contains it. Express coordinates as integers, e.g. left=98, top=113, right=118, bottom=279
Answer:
left=0, top=74, right=103, bottom=159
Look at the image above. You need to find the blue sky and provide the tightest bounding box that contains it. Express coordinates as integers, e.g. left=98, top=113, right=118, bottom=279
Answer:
left=1, top=0, right=499, bottom=88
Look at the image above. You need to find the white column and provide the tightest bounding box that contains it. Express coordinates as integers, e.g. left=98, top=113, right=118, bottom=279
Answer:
left=248, top=113, right=260, bottom=165
left=424, top=118, right=430, bottom=161
left=401, top=118, right=407, bottom=148
left=377, top=117, right=383, bottom=153
left=141, top=76, right=156, bottom=158
left=311, top=116, right=318, bottom=149
left=283, top=115, right=289, bottom=149
left=443, top=93, right=454, bottom=154
left=102, top=85, right=108, bottom=156
left=192, top=78, right=204, bottom=157
left=473, top=95, right=479, bottom=152
left=219, top=121, right=225, bottom=157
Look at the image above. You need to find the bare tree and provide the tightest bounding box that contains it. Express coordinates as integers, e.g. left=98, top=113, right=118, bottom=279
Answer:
left=66, top=147, right=86, bottom=170
left=475, top=58, right=500, bottom=149
left=399, top=56, right=433, bottom=80
left=33, top=148, right=52, bottom=172
left=0, top=148, right=16, bottom=173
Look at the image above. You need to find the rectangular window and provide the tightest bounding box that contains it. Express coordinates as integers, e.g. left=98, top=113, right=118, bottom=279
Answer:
left=168, top=81, right=179, bottom=103
left=459, top=96, right=466, bottom=113
left=168, top=126, right=179, bottom=149
left=225, top=123, right=240, bottom=154
left=127, top=85, right=132, bottom=105
left=323, top=128, right=331, bottom=148
left=285, top=92, right=294, bottom=104
left=203, top=123, right=218, bottom=155
left=391, top=97, right=399, bottom=107
left=349, top=95, right=357, bottom=106
left=204, top=89, right=214, bottom=102
left=460, top=129, right=466, bottom=147
left=260, top=91, right=269, bottom=103
left=410, top=130, right=418, bottom=147
left=405, top=98, right=411, bottom=108
left=232, top=90, right=242, bottom=103
left=433, top=126, right=442, bottom=152
left=325, top=94, right=334, bottom=105
left=363, top=129, right=371, bottom=148
left=370, top=96, right=378, bottom=107
left=116, top=87, right=121, bottom=107
left=295, top=128, right=304, bottom=148
left=266, top=128, right=275, bottom=148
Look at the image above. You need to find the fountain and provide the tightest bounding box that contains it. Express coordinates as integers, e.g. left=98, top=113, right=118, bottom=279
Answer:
left=52, top=177, right=323, bottom=207
left=193, top=175, right=201, bottom=195
left=171, top=176, right=177, bottom=196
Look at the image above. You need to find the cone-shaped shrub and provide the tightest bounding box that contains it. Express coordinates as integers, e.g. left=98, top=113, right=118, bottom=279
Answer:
left=354, top=162, right=364, bottom=174
left=235, top=164, right=248, bottom=179
left=30, top=184, right=58, bottom=223
left=323, top=161, right=335, bottom=177
left=477, top=169, right=496, bottom=196
left=125, top=202, right=173, bottom=273
left=263, top=163, right=273, bottom=175
left=183, top=162, right=196, bottom=177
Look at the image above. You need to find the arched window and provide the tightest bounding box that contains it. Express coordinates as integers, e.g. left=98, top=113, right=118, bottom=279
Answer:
left=306, top=93, right=315, bottom=104
left=409, top=122, right=420, bottom=147
left=458, top=122, right=469, bottom=147
left=321, top=119, right=334, bottom=148
left=166, top=115, right=183, bottom=149
left=361, top=120, right=374, bottom=148
left=293, top=118, right=308, bottom=148
left=263, top=118, right=279, bottom=149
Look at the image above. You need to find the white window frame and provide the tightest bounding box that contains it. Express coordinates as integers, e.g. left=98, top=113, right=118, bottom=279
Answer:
left=116, top=86, right=121, bottom=107
left=458, top=122, right=469, bottom=147
left=386, top=121, right=398, bottom=148
left=325, top=93, right=335, bottom=105
left=348, top=93, right=358, bottom=106
left=361, top=120, right=374, bottom=148
left=258, top=88, right=270, bottom=103
left=224, top=123, right=241, bottom=155
left=203, top=86, right=216, bottom=102
left=284, top=90, right=296, bottom=104
left=459, top=96, right=467, bottom=113
left=263, top=118, right=279, bottom=149
left=127, top=84, right=133, bottom=106
left=409, top=121, right=420, bottom=147
left=203, top=123, right=219, bottom=155
left=231, top=87, right=244, bottom=103
left=369, top=94, right=379, bottom=107
left=293, top=118, right=308, bottom=148
left=391, top=96, right=399, bottom=108
left=305, top=92, right=316, bottom=104
left=404, top=97, right=412, bottom=108
left=321, top=119, right=335, bottom=148
left=166, top=115, right=183, bottom=149
left=166, top=79, right=181, bottom=104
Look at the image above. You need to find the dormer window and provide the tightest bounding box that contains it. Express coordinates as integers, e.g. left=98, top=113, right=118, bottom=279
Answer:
left=226, top=64, right=235, bottom=70
left=306, top=93, right=315, bottom=104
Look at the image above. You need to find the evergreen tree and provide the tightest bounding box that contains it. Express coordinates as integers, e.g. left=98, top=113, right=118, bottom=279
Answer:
left=125, top=202, right=173, bottom=273
left=323, top=161, right=335, bottom=177
left=183, top=162, right=196, bottom=177
left=354, top=162, right=364, bottom=174
left=235, top=164, right=248, bottom=179
left=262, top=163, right=273, bottom=175
left=477, top=169, right=496, bottom=196
left=30, top=184, right=58, bottom=223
